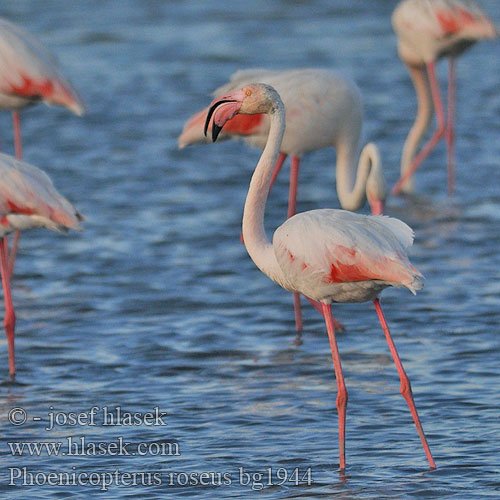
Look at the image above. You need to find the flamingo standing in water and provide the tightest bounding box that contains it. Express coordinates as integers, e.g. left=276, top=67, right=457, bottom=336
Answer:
left=0, top=152, right=83, bottom=381
left=0, top=16, right=85, bottom=275
left=180, top=68, right=387, bottom=331
left=204, top=83, right=435, bottom=470
left=391, top=0, right=497, bottom=195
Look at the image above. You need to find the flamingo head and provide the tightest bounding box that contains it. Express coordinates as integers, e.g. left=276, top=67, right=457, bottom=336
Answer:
left=204, top=83, right=281, bottom=142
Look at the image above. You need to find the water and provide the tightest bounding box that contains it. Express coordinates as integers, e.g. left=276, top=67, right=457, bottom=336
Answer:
left=0, top=0, right=499, bottom=498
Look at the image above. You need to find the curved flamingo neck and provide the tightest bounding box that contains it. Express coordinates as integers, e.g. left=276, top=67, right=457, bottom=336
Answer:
left=400, top=64, right=433, bottom=191
left=335, top=137, right=383, bottom=213
left=242, top=100, right=286, bottom=281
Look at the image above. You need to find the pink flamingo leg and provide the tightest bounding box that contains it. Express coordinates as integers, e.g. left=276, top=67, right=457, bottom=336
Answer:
left=12, top=111, right=23, bottom=160
left=322, top=302, right=348, bottom=471
left=446, top=58, right=456, bottom=196
left=373, top=299, right=436, bottom=469
left=0, top=238, right=16, bottom=380
left=7, top=231, right=20, bottom=280
left=8, top=111, right=23, bottom=279
left=288, top=156, right=303, bottom=331
left=287, top=156, right=299, bottom=218
left=292, top=292, right=302, bottom=332
left=268, top=152, right=287, bottom=193
left=392, top=62, right=446, bottom=195
left=307, top=297, right=345, bottom=332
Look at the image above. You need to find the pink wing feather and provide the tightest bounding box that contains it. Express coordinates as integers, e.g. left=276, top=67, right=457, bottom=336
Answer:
left=0, top=152, right=83, bottom=233
left=273, top=209, right=422, bottom=296
left=0, top=17, right=85, bottom=114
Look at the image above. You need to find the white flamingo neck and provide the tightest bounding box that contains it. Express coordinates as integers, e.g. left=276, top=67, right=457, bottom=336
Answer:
left=335, top=139, right=382, bottom=212
left=241, top=100, right=287, bottom=282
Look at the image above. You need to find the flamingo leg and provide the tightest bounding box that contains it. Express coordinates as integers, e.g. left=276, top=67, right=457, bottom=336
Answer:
left=392, top=62, right=446, bottom=195
left=7, top=232, right=20, bottom=280
left=9, top=111, right=23, bottom=279
left=12, top=111, right=23, bottom=160
left=287, top=156, right=303, bottom=331
left=287, top=156, right=299, bottom=218
left=306, top=297, right=345, bottom=332
left=0, top=238, right=16, bottom=381
left=321, top=302, right=348, bottom=471
left=446, top=58, right=456, bottom=196
left=373, top=299, right=436, bottom=469
left=292, top=292, right=302, bottom=332
left=268, top=152, right=288, bottom=193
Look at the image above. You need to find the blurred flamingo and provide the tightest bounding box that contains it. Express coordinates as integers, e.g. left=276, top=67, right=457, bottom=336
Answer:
left=204, top=83, right=435, bottom=471
left=0, top=152, right=83, bottom=381
left=0, top=16, right=85, bottom=274
left=391, top=0, right=497, bottom=195
left=180, top=68, right=386, bottom=331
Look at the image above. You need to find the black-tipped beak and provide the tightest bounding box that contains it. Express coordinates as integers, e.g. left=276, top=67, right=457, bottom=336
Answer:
left=204, top=99, right=236, bottom=143
left=211, top=122, right=223, bottom=143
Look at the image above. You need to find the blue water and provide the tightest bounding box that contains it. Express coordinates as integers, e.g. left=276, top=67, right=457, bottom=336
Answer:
left=0, top=0, right=499, bottom=498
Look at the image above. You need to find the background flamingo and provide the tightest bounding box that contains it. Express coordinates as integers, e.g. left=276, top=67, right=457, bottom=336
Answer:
left=180, top=68, right=386, bottom=331
left=0, top=16, right=85, bottom=275
left=204, top=83, right=435, bottom=471
left=391, top=0, right=497, bottom=195
left=0, top=152, right=83, bottom=381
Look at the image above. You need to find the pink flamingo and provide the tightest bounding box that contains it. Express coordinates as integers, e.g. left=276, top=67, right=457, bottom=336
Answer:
left=180, top=68, right=387, bottom=331
left=204, top=83, right=435, bottom=471
left=0, top=152, right=83, bottom=381
left=0, top=16, right=85, bottom=275
left=391, top=0, right=497, bottom=195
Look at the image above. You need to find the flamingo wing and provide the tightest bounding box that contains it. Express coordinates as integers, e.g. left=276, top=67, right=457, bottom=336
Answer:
left=393, top=0, right=497, bottom=62
left=273, top=209, right=423, bottom=301
left=0, top=17, right=85, bottom=114
left=431, top=0, right=497, bottom=38
left=0, top=152, right=83, bottom=233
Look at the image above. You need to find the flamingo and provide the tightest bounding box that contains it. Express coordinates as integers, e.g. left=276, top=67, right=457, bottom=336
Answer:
left=0, top=152, right=83, bottom=381
left=391, top=0, right=497, bottom=195
left=204, top=83, right=435, bottom=470
left=0, top=16, right=85, bottom=275
left=180, top=68, right=387, bottom=331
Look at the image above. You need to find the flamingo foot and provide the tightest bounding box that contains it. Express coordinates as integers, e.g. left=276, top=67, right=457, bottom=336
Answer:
left=292, top=331, right=303, bottom=347
left=0, top=374, right=26, bottom=386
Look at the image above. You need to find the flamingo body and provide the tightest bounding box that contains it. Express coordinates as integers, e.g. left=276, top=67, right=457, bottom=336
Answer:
left=0, top=152, right=83, bottom=380
left=181, top=68, right=386, bottom=212
left=183, top=69, right=387, bottom=331
left=273, top=210, right=422, bottom=304
left=0, top=16, right=85, bottom=289
left=205, top=83, right=435, bottom=470
left=0, top=153, right=83, bottom=235
left=391, top=0, right=497, bottom=194
left=181, top=70, right=385, bottom=213
left=180, top=69, right=362, bottom=158
left=393, top=0, right=497, bottom=65
left=0, top=17, right=85, bottom=115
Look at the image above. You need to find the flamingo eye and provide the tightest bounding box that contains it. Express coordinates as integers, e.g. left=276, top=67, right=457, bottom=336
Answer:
left=245, top=89, right=252, bottom=96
